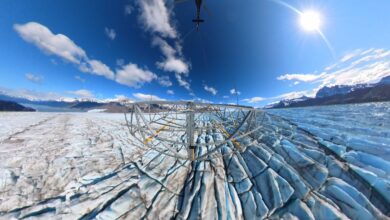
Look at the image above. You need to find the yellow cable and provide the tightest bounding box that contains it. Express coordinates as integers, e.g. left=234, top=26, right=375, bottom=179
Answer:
left=143, top=121, right=172, bottom=145
left=215, top=123, right=242, bottom=151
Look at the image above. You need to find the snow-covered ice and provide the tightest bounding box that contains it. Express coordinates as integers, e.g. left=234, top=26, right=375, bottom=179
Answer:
left=0, top=105, right=389, bottom=219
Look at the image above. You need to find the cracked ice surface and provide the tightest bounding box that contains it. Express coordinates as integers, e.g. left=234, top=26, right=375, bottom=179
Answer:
left=0, top=109, right=389, bottom=219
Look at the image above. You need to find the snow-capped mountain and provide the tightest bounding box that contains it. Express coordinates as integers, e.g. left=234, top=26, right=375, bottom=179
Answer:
left=267, top=75, right=390, bottom=108
left=265, top=96, right=310, bottom=108
left=0, top=92, right=132, bottom=112
left=315, top=84, right=373, bottom=98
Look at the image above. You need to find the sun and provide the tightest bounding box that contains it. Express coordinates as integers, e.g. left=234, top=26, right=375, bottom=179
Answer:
left=299, top=10, right=322, bottom=32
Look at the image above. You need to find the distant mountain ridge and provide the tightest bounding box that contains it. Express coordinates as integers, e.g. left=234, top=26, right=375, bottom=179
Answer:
left=0, top=92, right=131, bottom=112
left=267, top=75, right=390, bottom=108
left=315, top=83, right=372, bottom=98
left=0, top=100, right=35, bottom=112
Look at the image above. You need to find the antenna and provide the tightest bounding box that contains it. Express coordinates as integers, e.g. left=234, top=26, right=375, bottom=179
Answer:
left=234, top=82, right=239, bottom=106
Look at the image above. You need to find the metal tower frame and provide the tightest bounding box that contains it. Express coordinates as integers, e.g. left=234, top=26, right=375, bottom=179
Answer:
left=124, top=101, right=264, bottom=161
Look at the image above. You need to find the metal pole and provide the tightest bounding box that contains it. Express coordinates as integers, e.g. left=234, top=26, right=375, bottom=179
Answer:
left=186, top=102, right=195, bottom=161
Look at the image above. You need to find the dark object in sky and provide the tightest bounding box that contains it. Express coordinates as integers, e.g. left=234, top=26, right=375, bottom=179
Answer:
left=176, top=0, right=205, bottom=30
left=193, top=0, right=204, bottom=30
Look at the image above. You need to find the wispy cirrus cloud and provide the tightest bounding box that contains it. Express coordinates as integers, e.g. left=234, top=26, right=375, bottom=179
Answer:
left=274, top=90, right=316, bottom=100
left=204, top=85, right=218, bottom=95
left=259, top=48, right=390, bottom=106
left=0, top=87, right=65, bottom=101
left=125, top=4, right=134, bottom=15
left=25, top=73, right=43, bottom=84
left=157, top=75, right=173, bottom=87
left=116, top=59, right=125, bottom=66
left=277, top=48, right=390, bottom=87
left=175, top=74, right=191, bottom=91
left=67, top=89, right=94, bottom=98
left=230, top=88, right=241, bottom=95
left=104, top=27, right=116, bottom=40
left=277, top=73, right=326, bottom=82
left=15, top=22, right=156, bottom=88
left=133, top=92, right=166, bottom=101
left=242, top=97, right=265, bottom=103
left=241, top=89, right=317, bottom=107
left=75, top=75, right=86, bottom=83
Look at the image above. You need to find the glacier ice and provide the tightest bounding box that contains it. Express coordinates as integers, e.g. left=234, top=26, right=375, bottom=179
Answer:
left=0, top=104, right=389, bottom=219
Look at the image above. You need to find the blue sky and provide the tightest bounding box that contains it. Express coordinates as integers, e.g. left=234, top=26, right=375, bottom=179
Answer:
left=0, top=0, right=389, bottom=106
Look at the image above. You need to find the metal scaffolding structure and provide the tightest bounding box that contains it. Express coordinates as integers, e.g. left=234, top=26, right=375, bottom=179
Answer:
left=124, top=101, right=264, bottom=161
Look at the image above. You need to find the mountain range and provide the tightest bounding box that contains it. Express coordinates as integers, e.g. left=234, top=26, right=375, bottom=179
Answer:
left=1, top=75, right=389, bottom=111
left=0, top=100, right=35, bottom=112
left=0, top=93, right=131, bottom=112
left=267, top=75, right=390, bottom=108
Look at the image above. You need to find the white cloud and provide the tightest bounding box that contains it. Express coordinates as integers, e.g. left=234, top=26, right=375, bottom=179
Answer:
left=158, top=75, right=173, bottom=87
left=136, top=1, right=191, bottom=91
left=14, top=22, right=115, bottom=80
left=204, top=85, right=217, bottom=95
left=75, top=75, right=86, bottom=83
left=67, top=89, right=94, bottom=98
left=242, top=97, right=265, bottom=103
left=277, top=73, right=326, bottom=82
left=153, top=37, right=189, bottom=74
left=195, top=98, right=212, bottom=103
left=340, top=49, right=363, bottom=62
left=137, top=0, right=176, bottom=38
left=80, top=59, right=115, bottom=80
left=0, top=87, right=65, bottom=101
left=101, top=96, right=131, bottom=103
left=133, top=92, right=166, bottom=101
left=114, top=94, right=133, bottom=102
left=223, top=95, right=229, bottom=99
left=104, top=27, right=116, bottom=40
left=175, top=73, right=191, bottom=91
left=167, top=90, right=174, bottom=95
left=15, top=22, right=157, bottom=88
left=230, top=88, right=241, bottom=95
left=277, top=48, right=390, bottom=89
left=25, top=73, right=43, bottom=84
left=350, top=49, right=390, bottom=67
left=115, top=63, right=157, bottom=88
left=14, top=22, right=86, bottom=64
left=275, top=90, right=316, bottom=100
left=116, top=59, right=125, bottom=66
left=157, top=57, right=189, bottom=74
left=125, top=4, right=134, bottom=15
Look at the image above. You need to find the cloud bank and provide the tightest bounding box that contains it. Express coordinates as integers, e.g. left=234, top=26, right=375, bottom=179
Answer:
left=136, top=0, right=191, bottom=91
left=277, top=48, right=390, bottom=87
left=133, top=92, right=166, bottom=101
left=15, top=22, right=156, bottom=88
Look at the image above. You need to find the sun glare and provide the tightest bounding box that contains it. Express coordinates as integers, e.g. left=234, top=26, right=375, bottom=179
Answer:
left=299, top=10, right=322, bottom=32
